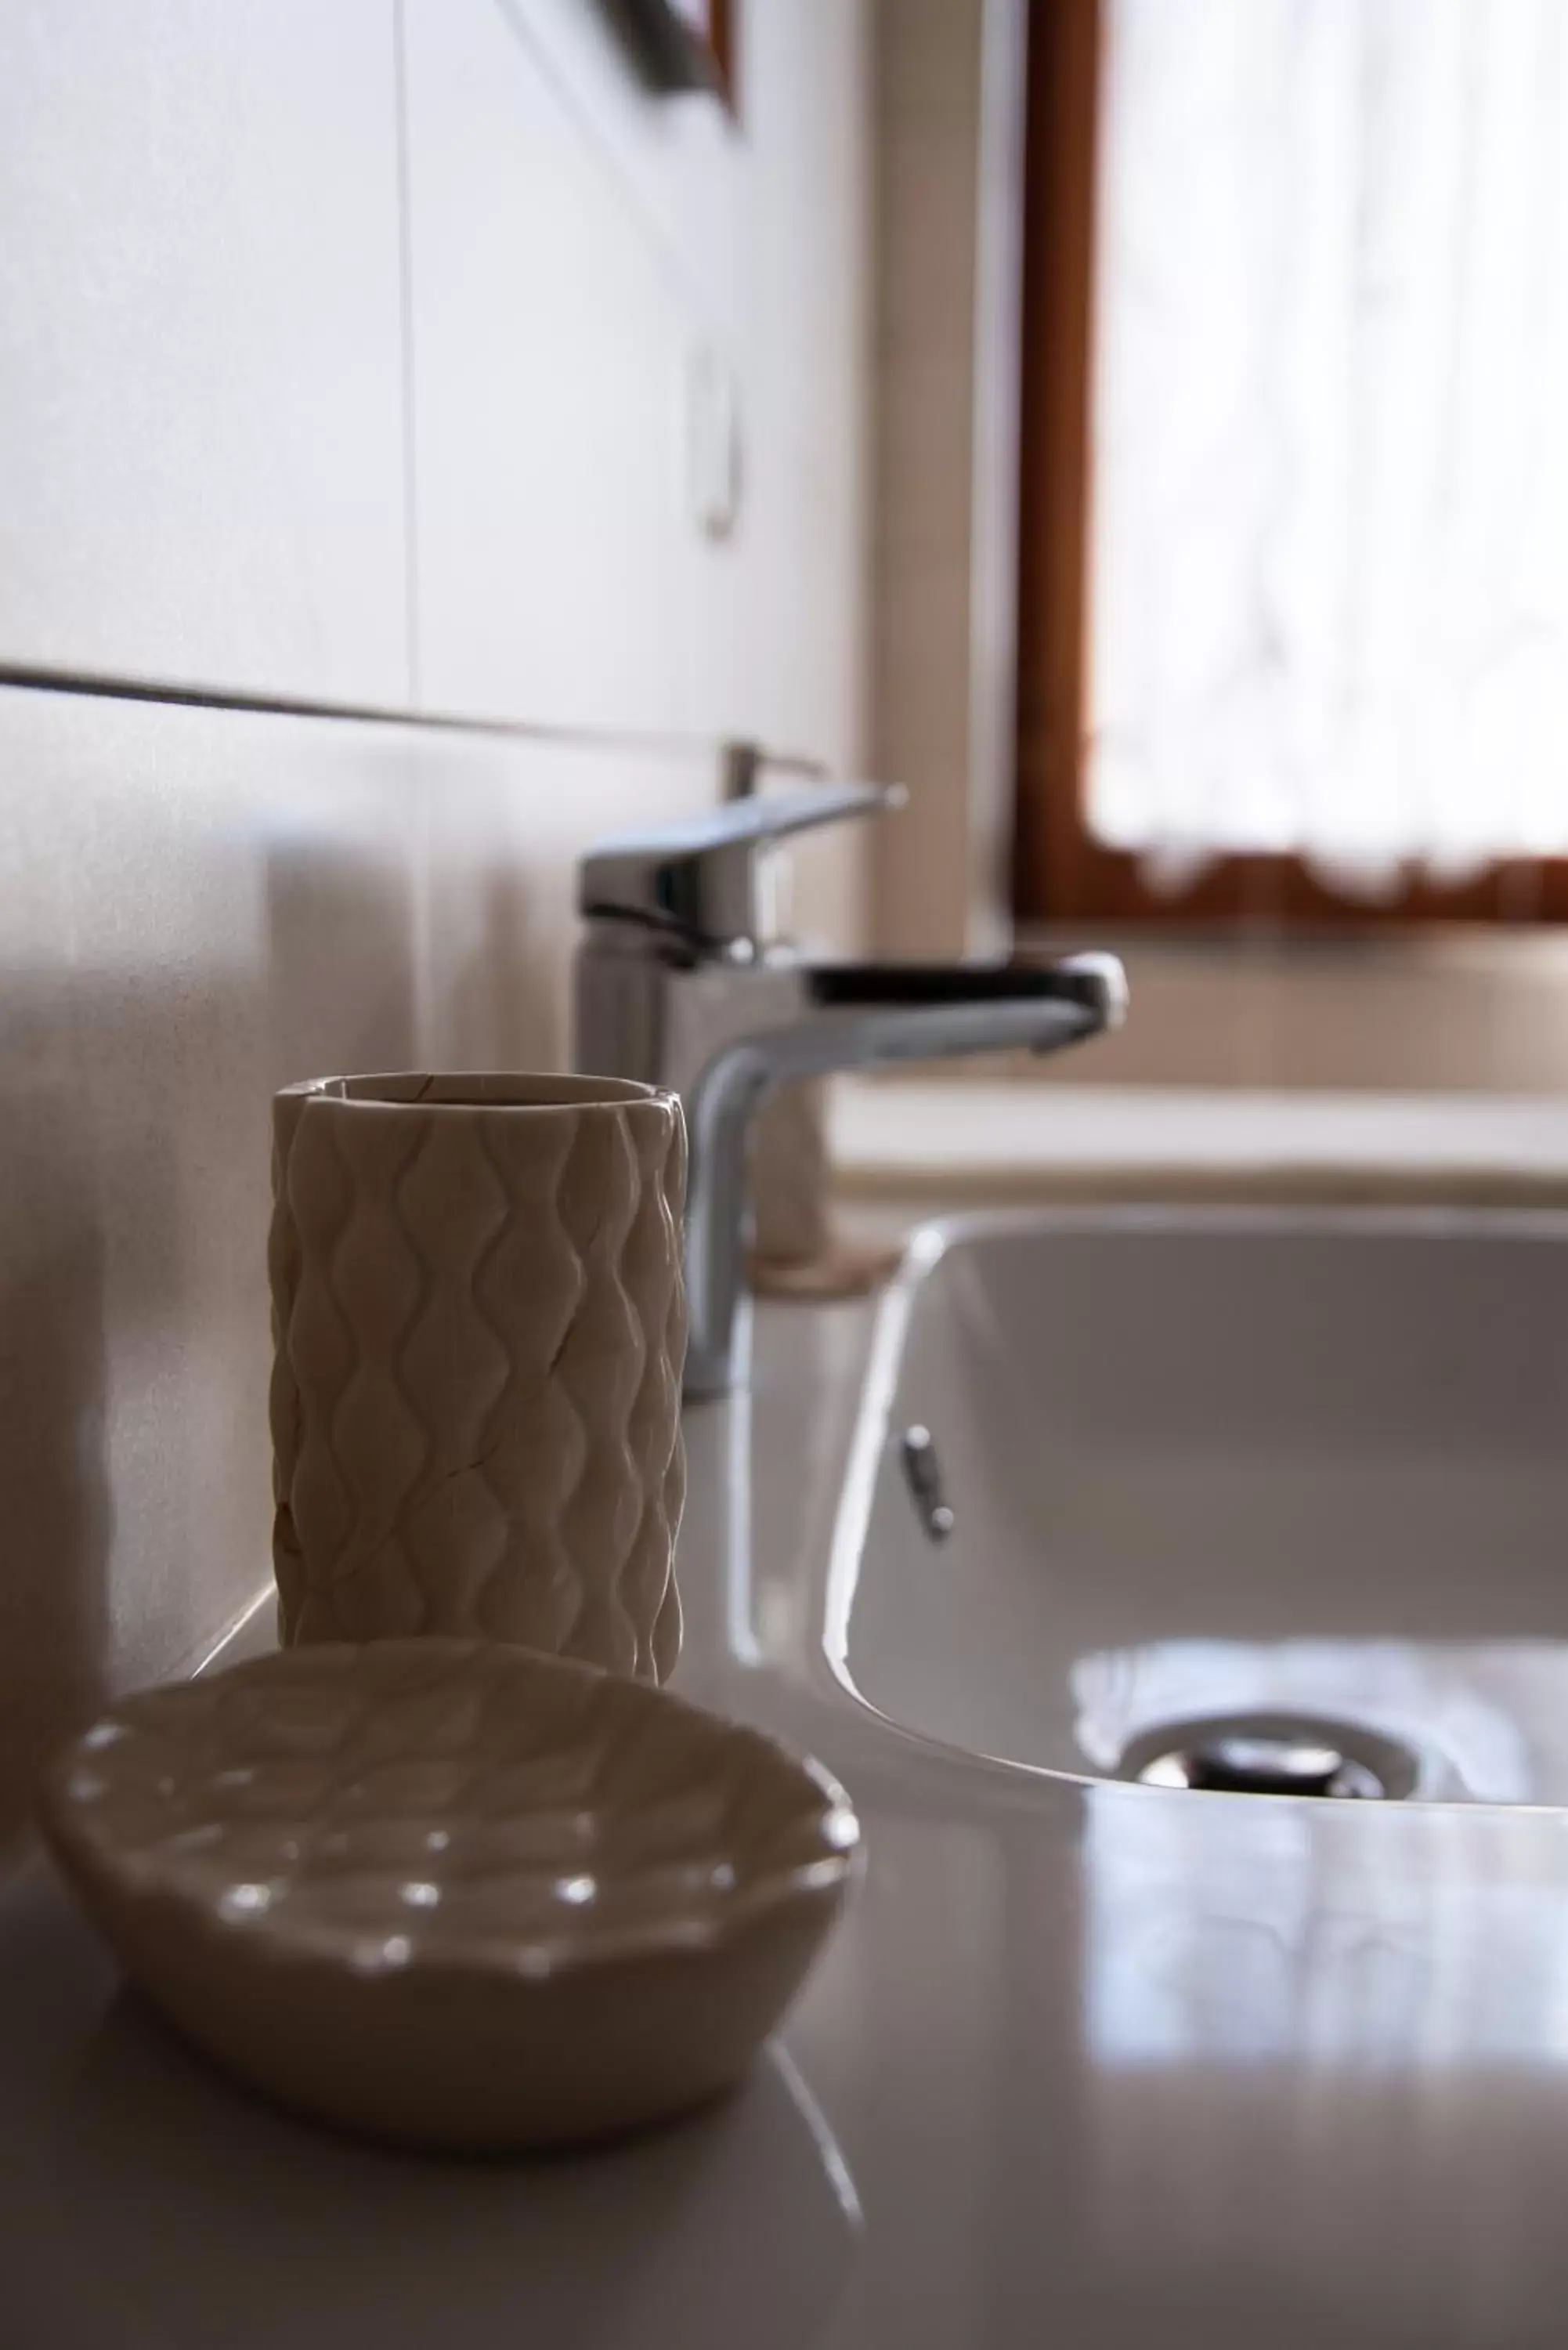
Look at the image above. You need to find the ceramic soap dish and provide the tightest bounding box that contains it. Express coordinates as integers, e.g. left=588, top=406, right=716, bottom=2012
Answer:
left=39, top=1639, right=860, bottom=2153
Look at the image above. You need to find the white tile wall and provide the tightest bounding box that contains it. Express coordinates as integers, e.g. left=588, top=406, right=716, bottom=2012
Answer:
left=0, top=0, right=408, bottom=702
left=404, top=0, right=703, bottom=734
left=508, top=0, right=746, bottom=329
left=406, top=0, right=870, bottom=809
left=0, top=0, right=870, bottom=782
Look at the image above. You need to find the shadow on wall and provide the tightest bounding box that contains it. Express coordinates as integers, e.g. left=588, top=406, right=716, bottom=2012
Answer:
left=0, top=1080, right=111, bottom=1854
left=423, top=848, right=578, bottom=1076
left=450, top=865, right=569, bottom=1072
left=0, top=836, right=427, bottom=1858
left=266, top=827, right=563, bottom=1077
left=265, top=834, right=420, bottom=1084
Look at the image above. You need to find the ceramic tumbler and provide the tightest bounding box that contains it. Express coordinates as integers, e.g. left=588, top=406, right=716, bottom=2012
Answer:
left=269, top=1073, right=686, bottom=1679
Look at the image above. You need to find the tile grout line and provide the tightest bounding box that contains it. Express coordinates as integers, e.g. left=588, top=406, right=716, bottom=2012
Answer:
left=0, top=660, right=752, bottom=761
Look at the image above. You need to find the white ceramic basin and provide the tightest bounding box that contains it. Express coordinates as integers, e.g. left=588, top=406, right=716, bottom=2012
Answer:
left=829, top=1207, right=1568, bottom=1805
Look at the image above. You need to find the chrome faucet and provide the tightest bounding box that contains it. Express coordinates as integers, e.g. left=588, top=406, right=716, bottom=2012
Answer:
left=573, top=781, right=1126, bottom=1399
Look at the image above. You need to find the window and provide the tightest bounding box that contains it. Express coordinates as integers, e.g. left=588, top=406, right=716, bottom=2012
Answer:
left=1017, top=0, right=1568, bottom=926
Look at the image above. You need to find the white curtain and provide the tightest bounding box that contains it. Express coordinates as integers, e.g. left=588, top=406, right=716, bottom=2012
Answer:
left=1089, top=0, right=1568, bottom=893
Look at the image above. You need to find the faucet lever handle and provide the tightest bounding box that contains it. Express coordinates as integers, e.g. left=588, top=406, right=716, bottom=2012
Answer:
left=579, top=779, right=902, bottom=952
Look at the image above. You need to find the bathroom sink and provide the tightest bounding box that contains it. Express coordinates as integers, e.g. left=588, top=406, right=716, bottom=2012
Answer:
left=827, top=1207, right=1568, bottom=1806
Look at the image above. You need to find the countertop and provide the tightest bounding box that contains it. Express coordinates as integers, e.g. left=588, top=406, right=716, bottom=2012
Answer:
left=829, top=1079, right=1568, bottom=1206
left=7, top=1283, right=1568, bottom=2346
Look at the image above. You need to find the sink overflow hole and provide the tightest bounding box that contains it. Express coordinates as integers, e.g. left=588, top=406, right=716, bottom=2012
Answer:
left=898, top=1426, right=954, bottom=1543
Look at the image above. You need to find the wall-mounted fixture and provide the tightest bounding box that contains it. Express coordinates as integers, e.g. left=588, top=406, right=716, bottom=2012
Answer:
left=599, top=0, right=735, bottom=107
left=687, top=339, right=742, bottom=542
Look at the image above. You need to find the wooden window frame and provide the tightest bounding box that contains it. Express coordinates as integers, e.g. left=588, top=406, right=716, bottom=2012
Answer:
left=1012, top=0, right=1568, bottom=929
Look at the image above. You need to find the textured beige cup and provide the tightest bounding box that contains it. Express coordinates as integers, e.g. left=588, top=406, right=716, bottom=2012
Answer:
left=269, top=1074, right=686, bottom=1679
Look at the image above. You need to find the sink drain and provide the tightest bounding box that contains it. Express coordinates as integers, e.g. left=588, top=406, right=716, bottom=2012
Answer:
left=1116, top=1712, right=1419, bottom=1800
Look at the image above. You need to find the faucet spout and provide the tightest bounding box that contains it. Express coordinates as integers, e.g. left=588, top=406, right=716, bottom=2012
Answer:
left=681, top=955, right=1125, bottom=1398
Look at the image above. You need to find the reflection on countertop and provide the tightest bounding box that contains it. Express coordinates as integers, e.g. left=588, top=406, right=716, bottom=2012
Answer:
left=0, top=1847, right=860, bottom=2350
